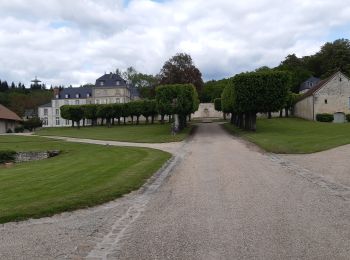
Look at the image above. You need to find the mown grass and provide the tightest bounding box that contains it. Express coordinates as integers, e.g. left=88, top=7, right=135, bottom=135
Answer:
left=223, top=117, right=350, bottom=154
left=0, top=135, right=170, bottom=223
left=36, top=123, right=191, bottom=143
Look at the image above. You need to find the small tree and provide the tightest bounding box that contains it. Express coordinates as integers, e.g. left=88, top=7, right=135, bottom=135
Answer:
left=121, top=103, right=130, bottom=124
left=82, top=104, right=98, bottom=126
left=113, top=103, right=123, bottom=124
left=61, top=105, right=84, bottom=128
left=97, top=104, right=114, bottom=127
left=142, top=100, right=158, bottom=124
left=23, top=117, right=42, bottom=131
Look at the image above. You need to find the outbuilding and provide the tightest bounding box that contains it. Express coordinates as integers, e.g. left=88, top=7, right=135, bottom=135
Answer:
left=0, top=104, right=22, bottom=133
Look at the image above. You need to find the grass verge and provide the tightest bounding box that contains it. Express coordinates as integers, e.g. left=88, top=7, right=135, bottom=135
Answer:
left=223, top=117, right=350, bottom=154
left=0, top=136, right=171, bottom=223
left=36, top=123, right=191, bottom=143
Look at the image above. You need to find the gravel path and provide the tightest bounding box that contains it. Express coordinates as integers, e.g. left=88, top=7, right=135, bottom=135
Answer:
left=1, top=123, right=350, bottom=259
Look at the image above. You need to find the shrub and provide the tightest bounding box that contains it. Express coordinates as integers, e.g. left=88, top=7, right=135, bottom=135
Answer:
left=346, top=114, right=350, bottom=122
left=6, top=129, right=13, bottom=133
left=14, top=126, right=25, bottom=133
left=316, top=113, right=334, bottom=122
left=23, top=117, right=42, bottom=131
left=0, top=150, right=16, bottom=164
left=214, top=98, right=221, bottom=111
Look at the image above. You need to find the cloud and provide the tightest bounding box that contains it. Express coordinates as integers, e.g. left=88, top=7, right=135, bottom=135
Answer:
left=0, top=0, right=350, bottom=86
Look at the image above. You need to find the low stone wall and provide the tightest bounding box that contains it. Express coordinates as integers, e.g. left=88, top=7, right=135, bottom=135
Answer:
left=15, top=150, right=60, bottom=163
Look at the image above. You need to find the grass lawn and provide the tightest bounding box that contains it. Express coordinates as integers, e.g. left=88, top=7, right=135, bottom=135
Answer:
left=223, top=117, right=350, bottom=154
left=36, top=123, right=191, bottom=143
left=0, top=135, right=170, bottom=223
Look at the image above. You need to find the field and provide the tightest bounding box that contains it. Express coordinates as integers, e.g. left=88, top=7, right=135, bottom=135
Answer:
left=0, top=136, right=170, bottom=223
left=223, top=117, right=350, bottom=154
left=36, top=123, right=191, bottom=143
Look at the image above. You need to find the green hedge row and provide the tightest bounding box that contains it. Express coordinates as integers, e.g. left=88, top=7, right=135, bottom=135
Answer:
left=0, top=150, right=16, bottom=164
left=316, top=113, right=334, bottom=122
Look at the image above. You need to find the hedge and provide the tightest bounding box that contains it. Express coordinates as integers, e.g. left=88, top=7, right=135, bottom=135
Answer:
left=0, top=150, right=16, bottom=164
left=316, top=113, right=334, bottom=122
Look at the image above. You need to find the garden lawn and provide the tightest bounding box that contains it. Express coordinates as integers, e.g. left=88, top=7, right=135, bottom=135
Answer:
left=223, top=117, right=350, bottom=154
left=36, top=123, right=191, bottom=143
left=0, top=136, right=170, bottom=223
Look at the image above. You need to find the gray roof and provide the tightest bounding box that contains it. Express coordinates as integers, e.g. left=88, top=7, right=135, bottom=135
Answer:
left=39, top=102, right=52, bottom=108
left=56, top=87, right=92, bottom=99
left=95, top=73, right=127, bottom=87
left=299, top=76, right=320, bottom=92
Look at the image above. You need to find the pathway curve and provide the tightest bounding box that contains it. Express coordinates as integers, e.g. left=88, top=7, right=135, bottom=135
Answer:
left=41, top=135, right=184, bottom=155
left=1, top=123, right=349, bottom=259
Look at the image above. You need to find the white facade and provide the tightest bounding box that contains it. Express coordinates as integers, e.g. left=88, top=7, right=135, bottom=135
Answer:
left=294, top=71, right=350, bottom=121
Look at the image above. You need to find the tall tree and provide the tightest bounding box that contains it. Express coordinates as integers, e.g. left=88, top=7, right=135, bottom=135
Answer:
left=158, top=53, right=204, bottom=93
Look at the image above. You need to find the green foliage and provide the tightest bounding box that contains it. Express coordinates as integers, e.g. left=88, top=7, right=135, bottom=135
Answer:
left=316, top=113, right=334, bottom=122
left=141, top=100, right=158, bottom=123
left=159, top=53, right=204, bottom=93
left=232, top=71, right=290, bottom=113
left=81, top=104, right=98, bottom=123
left=214, top=98, right=221, bottom=111
left=128, top=100, right=144, bottom=124
left=201, top=79, right=230, bottom=102
left=60, top=105, right=84, bottom=127
left=0, top=150, right=16, bottom=163
left=14, top=126, right=25, bottom=133
left=22, top=117, right=42, bottom=131
left=346, top=114, right=350, bottom=122
left=221, top=83, right=235, bottom=114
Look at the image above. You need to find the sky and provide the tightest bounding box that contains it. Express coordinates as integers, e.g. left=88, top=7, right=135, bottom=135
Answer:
left=0, top=0, right=350, bottom=87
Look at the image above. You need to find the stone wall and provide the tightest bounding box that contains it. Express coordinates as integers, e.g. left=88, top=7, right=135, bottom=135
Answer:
left=192, top=103, right=223, bottom=118
left=15, top=150, right=60, bottom=163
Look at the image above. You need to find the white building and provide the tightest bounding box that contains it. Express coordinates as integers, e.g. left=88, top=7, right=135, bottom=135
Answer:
left=38, top=72, right=139, bottom=127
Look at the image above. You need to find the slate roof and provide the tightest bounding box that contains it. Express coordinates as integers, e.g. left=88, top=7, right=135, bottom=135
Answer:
left=0, top=104, right=22, bottom=121
left=298, top=71, right=345, bottom=101
left=39, top=102, right=52, bottom=108
left=56, top=87, right=92, bottom=99
left=299, top=76, right=321, bottom=92
left=95, top=73, right=127, bottom=87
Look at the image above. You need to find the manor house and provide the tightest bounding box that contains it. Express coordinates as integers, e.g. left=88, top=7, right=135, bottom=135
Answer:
left=38, top=72, right=139, bottom=127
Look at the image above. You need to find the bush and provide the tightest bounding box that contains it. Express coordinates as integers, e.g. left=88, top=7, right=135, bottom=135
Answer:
left=346, top=114, right=350, bottom=122
left=6, top=129, right=13, bottom=133
left=214, top=98, right=221, bottom=111
left=14, top=126, right=24, bottom=133
left=22, top=117, right=42, bottom=131
left=0, top=150, right=16, bottom=164
left=316, top=113, right=334, bottom=122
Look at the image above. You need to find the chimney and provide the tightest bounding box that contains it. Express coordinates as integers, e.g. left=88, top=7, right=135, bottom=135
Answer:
left=53, top=87, right=60, bottom=98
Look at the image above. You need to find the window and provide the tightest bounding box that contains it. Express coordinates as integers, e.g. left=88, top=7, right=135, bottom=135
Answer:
left=96, top=99, right=100, bottom=104
left=116, top=81, right=120, bottom=86
left=87, top=93, right=90, bottom=98
left=325, top=99, right=328, bottom=104
left=55, top=94, right=59, bottom=99
left=76, top=93, right=80, bottom=98
left=43, top=117, right=48, bottom=126
left=55, top=117, right=60, bottom=126
left=44, top=109, right=48, bottom=116
left=66, top=119, right=70, bottom=125
left=75, top=100, right=79, bottom=105
left=65, top=94, right=69, bottom=98
left=55, top=109, right=59, bottom=116
left=100, top=81, right=104, bottom=86
left=115, top=98, right=120, bottom=103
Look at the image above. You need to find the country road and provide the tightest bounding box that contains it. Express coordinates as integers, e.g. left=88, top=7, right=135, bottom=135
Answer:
left=1, top=122, right=349, bottom=259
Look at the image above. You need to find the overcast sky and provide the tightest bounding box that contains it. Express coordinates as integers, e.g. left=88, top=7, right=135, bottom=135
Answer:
left=0, top=0, right=350, bottom=87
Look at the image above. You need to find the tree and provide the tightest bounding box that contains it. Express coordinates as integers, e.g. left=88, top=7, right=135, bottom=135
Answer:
left=112, top=103, right=123, bottom=124
left=81, top=104, right=98, bottom=126
left=141, top=100, right=158, bottom=124
left=60, top=105, right=84, bottom=128
left=159, top=53, right=204, bottom=93
left=200, top=78, right=230, bottom=102
left=22, top=117, right=42, bottom=131
left=97, top=104, right=114, bottom=127
left=121, top=103, right=130, bottom=124
left=221, top=84, right=235, bottom=124
left=214, top=98, right=221, bottom=112
left=128, top=100, right=143, bottom=124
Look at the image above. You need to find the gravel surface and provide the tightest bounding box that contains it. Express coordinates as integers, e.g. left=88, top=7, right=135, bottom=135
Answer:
left=1, top=123, right=350, bottom=259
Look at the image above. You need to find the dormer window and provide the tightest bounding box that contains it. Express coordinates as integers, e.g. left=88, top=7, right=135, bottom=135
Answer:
left=65, top=94, right=69, bottom=98
left=75, top=93, right=80, bottom=98
left=100, top=81, right=104, bottom=86
left=55, top=94, right=59, bottom=99
left=87, top=93, right=90, bottom=97
left=116, top=81, right=120, bottom=86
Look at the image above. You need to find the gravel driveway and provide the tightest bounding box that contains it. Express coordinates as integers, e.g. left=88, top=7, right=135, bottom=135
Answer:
left=1, top=123, right=349, bottom=259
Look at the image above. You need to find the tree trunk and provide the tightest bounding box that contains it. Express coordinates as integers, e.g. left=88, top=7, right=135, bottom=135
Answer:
left=223, top=113, right=226, bottom=120
left=118, top=118, right=121, bottom=125
left=230, top=113, right=234, bottom=124
left=77, top=121, right=80, bottom=129
left=151, top=115, right=155, bottom=124
left=131, top=116, right=134, bottom=124
left=71, top=121, right=74, bottom=128
left=123, top=117, right=126, bottom=124
left=136, top=116, right=140, bottom=125
left=279, top=110, right=283, bottom=118
left=285, top=108, right=289, bottom=118
left=244, top=113, right=250, bottom=130
left=146, top=117, right=149, bottom=124
left=83, top=118, right=85, bottom=127
left=168, top=115, right=172, bottom=123
left=161, top=114, right=164, bottom=124
left=250, top=112, right=257, bottom=131
left=238, top=113, right=244, bottom=129
left=268, top=111, right=272, bottom=119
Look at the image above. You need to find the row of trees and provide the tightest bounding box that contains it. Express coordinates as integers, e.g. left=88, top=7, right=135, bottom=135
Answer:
left=220, top=71, right=291, bottom=131
left=60, top=83, right=200, bottom=130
